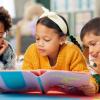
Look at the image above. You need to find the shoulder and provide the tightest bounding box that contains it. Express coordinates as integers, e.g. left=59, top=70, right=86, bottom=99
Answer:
left=4, top=43, right=14, bottom=55
left=64, top=41, right=81, bottom=52
left=61, top=41, right=83, bottom=57
left=26, top=43, right=37, bottom=51
left=62, top=42, right=86, bottom=64
left=24, top=43, right=39, bottom=63
left=25, top=43, right=37, bottom=55
left=3, top=43, right=15, bottom=58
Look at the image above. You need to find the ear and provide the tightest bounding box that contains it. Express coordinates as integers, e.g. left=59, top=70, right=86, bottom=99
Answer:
left=3, top=32, right=7, bottom=38
left=59, top=36, right=66, bottom=45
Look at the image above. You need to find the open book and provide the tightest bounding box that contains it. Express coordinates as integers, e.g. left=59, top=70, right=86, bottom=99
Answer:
left=0, top=70, right=90, bottom=93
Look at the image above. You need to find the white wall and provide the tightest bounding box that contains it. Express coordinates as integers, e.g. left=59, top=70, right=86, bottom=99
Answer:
left=0, top=0, right=16, bottom=18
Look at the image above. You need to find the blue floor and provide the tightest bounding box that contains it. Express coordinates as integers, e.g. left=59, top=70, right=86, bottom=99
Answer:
left=0, top=93, right=80, bottom=100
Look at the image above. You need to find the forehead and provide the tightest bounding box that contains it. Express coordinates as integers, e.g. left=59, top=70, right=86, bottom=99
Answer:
left=36, top=23, right=59, bottom=37
left=83, top=33, right=100, bottom=46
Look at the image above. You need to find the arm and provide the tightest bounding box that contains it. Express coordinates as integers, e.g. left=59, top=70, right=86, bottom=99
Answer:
left=3, top=44, right=16, bottom=70
left=22, top=48, right=34, bottom=70
left=22, top=44, right=39, bottom=70
left=69, top=45, right=99, bottom=95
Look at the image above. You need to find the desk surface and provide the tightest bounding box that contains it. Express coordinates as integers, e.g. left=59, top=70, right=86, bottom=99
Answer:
left=0, top=92, right=100, bottom=100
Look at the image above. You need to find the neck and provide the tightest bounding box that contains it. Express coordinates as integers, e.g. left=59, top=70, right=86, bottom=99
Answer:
left=48, top=47, right=60, bottom=66
left=48, top=57, right=57, bottom=66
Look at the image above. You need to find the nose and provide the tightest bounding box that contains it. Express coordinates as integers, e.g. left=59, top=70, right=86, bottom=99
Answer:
left=37, top=40, right=44, bottom=47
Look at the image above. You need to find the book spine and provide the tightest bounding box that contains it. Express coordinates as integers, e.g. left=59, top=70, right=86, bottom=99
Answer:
left=37, top=77, right=45, bottom=94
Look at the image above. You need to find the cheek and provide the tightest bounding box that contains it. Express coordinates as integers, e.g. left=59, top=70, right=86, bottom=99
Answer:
left=45, top=42, right=59, bottom=51
left=98, top=47, right=100, bottom=58
left=97, top=44, right=100, bottom=49
left=98, top=53, right=100, bottom=58
left=95, top=45, right=100, bottom=52
left=46, top=39, right=59, bottom=46
left=45, top=43, right=56, bottom=49
left=82, top=35, right=92, bottom=47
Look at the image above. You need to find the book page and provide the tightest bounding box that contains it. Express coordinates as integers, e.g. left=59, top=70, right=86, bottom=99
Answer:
left=40, top=70, right=90, bottom=92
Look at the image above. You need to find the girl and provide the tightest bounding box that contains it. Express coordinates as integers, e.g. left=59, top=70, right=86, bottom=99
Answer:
left=80, top=17, right=100, bottom=85
left=0, top=7, right=15, bottom=70
left=22, top=11, right=98, bottom=95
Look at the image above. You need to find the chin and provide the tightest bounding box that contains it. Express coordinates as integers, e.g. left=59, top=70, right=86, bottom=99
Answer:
left=39, top=53, right=47, bottom=56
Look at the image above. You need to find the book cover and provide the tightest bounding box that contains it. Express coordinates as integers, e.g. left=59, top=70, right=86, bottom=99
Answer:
left=0, top=70, right=90, bottom=93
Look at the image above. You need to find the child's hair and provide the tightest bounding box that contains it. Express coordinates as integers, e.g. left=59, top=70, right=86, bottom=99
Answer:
left=37, top=14, right=82, bottom=50
left=80, top=17, right=100, bottom=41
left=0, top=6, right=12, bottom=32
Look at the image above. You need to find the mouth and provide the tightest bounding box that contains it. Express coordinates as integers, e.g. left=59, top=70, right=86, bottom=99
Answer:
left=38, top=48, right=45, bottom=53
left=90, top=53, right=100, bottom=61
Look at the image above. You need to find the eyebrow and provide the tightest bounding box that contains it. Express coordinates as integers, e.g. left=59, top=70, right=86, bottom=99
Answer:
left=88, top=40, right=96, bottom=44
left=83, top=45, right=89, bottom=49
left=36, top=34, right=52, bottom=38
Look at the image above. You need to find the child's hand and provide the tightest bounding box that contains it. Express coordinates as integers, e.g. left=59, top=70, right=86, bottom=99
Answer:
left=0, top=40, right=8, bottom=55
left=79, top=82, right=97, bottom=96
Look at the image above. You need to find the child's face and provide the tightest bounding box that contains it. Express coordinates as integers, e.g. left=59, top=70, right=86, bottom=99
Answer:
left=0, top=22, right=5, bottom=38
left=82, top=33, right=100, bottom=63
left=35, top=23, right=65, bottom=57
left=0, top=22, right=5, bottom=45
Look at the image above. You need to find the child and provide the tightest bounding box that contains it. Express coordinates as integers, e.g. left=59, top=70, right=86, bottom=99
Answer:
left=0, top=7, right=15, bottom=70
left=80, top=17, right=100, bottom=85
left=22, top=11, right=98, bottom=95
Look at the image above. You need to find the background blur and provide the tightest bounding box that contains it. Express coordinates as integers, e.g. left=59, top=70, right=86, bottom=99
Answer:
left=0, top=0, right=100, bottom=68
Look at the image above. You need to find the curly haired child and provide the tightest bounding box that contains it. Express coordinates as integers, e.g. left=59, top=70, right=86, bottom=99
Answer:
left=0, top=6, right=15, bottom=70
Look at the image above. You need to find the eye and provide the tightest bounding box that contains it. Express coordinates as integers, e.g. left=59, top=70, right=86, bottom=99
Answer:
left=44, top=38, right=51, bottom=42
left=44, top=39, right=51, bottom=42
left=89, top=43, right=96, bottom=46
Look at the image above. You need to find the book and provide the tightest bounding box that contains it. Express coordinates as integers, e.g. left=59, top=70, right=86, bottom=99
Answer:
left=0, top=70, right=90, bottom=93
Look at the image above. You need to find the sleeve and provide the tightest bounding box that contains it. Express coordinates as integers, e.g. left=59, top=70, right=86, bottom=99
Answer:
left=3, top=45, right=16, bottom=70
left=22, top=44, right=39, bottom=70
left=0, top=61, right=4, bottom=70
